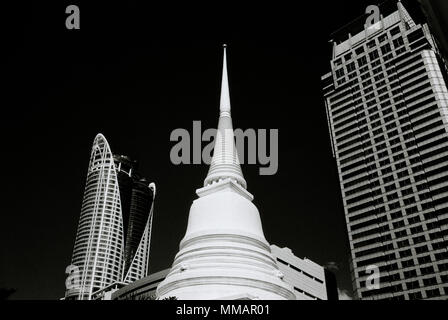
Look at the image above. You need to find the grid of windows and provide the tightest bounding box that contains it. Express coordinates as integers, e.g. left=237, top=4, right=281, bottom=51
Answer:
left=322, top=4, right=448, bottom=300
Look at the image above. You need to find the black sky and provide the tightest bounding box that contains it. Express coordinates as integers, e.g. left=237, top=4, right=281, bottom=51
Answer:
left=0, top=0, right=436, bottom=299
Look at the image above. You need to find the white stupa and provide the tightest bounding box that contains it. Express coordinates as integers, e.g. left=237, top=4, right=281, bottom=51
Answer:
left=156, top=45, right=295, bottom=300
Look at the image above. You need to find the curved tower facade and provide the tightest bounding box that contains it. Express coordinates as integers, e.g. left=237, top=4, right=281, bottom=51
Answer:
left=157, top=46, right=295, bottom=300
left=65, top=134, right=155, bottom=300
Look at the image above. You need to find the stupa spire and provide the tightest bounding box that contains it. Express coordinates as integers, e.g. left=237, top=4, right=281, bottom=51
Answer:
left=204, top=45, right=247, bottom=189
left=156, top=46, right=295, bottom=301
left=220, top=44, right=231, bottom=116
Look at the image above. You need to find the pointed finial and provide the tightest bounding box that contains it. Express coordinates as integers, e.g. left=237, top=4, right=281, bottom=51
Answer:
left=220, top=44, right=231, bottom=115
left=203, top=44, right=247, bottom=190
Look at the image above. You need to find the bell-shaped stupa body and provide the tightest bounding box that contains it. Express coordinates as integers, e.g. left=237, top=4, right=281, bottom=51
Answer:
left=156, top=46, right=295, bottom=300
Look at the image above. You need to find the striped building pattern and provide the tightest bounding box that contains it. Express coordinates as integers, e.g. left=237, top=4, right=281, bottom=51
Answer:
left=65, top=134, right=155, bottom=300
left=322, top=2, right=448, bottom=300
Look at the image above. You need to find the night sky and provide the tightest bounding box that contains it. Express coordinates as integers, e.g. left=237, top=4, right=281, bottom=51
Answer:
left=0, top=0, right=438, bottom=299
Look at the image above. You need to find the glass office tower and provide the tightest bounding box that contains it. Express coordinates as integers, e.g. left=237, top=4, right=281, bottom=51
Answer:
left=322, top=2, right=448, bottom=300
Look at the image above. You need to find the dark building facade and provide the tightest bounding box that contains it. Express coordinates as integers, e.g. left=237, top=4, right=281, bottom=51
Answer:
left=324, top=268, right=339, bottom=301
left=113, top=155, right=156, bottom=279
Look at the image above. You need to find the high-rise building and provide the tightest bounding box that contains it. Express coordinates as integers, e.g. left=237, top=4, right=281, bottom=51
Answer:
left=270, top=245, right=339, bottom=300
left=156, top=46, right=296, bottom=300
left=322, top=2, right=448, bottom=300
left=65, top=134, right=156, bottom=300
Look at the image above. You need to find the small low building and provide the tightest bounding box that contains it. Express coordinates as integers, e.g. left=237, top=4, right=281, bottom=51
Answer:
left=112, top=269, right=170, bottom=300
left=271, top=245, right=338, bottom=300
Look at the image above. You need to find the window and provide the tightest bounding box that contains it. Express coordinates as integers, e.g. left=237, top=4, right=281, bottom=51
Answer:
left=393, top=37, right=404, bottom=48
left=373, top=66, right=382, bottom=75
left=391, top=211, right=402, bottom=219
left=290, top=264, right=302, bottom=273
left=360, top=66, right=369, bottom=74
left=376, top=143, right=387, bottom=152
left=423, top=277, right=437, bottom=286
left=276, top=258, right=288, bottom=266
left=408, top=291, right=422, bottom=299
left=381, top=43, right=392, bottom=54
left=395, top=229, right=407, bottom=238
left=385, top=184, right=396, bottom=192
left=401, top=187, right=413, bottom=196
left=406, top=280, right=419, bottom=289
left=390, top=26, right=401, bottom=36
left=402, top=259, right=414, bottom=268
left=419, top=193, right=431, bottom=201
left=426, top=288, right=440, bottom=298
left=347, top=62, right=356, bottom=72
left=397, top=239, right=409, bottom=248
left=397, top=47, right=406, bottom=55
left=411, top=226, right=424, bottom=235
left=375, top=135, right=385, bottom=143
left=362, top=79, right=372, bottom=87
left=384, top=53, right=393, bottom=61
left=404, top=269, right=417, bottom=278
left=416, top=245, right=429, bottom=254
left=336, top=68, right=344, bottom=78
left=355, top=46, right=365, bottom=54
left=367, top=40, right=376, bottom=48
left=420, top=265, right=433, bottom=275
left=374, top=74, right=385, bottom=82
left=369, top=50, right=379, bottom=60
left=398, top=178, right=410, bottom=188
left=418, top=255, right=431, bottom=264
left=400, top=249, right=412, bottom=258
left=358, top=56, right=367, bottom=67
left=394, top=220, right=405, bottom=228
left=391, top=146, right=403, bottom=155
left=372, top=59, right=381, bottom=67
left=377, top=79, right=386, bottom=87
left=378, top=34, right=388, bottom=43
left=366, top=92, right=375, bottom=100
